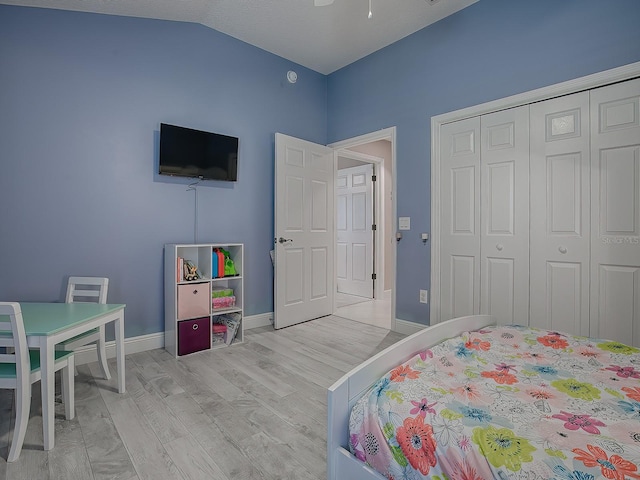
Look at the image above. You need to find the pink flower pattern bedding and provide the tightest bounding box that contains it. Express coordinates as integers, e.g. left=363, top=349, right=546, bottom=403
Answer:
left=349, top=325, right=640, bottom=479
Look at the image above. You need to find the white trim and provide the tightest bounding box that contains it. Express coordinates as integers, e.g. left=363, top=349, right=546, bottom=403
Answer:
left=430, top=61, right=640, bottom=325
left=336, top=149, right=382, bottom=165
left=329, top=127, right=398, bottom=332
left=74, top=331, right=164, bottom=365
left=243, top=312, right=273, bottom=330
left=393, top=318, right=426, bottom=336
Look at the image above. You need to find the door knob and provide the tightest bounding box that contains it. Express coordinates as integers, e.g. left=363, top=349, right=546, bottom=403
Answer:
left=558, top=246, right=568, bottom=254
left=496, top=244, right=504, bottom=251
left=278, top=237, right=293, bottom=244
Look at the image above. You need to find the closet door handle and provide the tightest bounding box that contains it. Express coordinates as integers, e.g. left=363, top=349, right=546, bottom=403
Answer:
left=558, top=246, right=568, bottom=254
left=496, top=244, right=504, bottom=251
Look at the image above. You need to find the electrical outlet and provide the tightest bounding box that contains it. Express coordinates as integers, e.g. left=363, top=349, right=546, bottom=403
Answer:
left=420, top=289, right=429, bottom=304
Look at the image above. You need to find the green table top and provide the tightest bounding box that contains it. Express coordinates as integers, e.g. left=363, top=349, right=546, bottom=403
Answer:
left=1, top=303, right=125, bottom=336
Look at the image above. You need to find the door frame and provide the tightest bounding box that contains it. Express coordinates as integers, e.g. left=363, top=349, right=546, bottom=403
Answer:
left=430, top=61, right=640, bottom=325
left=336, top=150, right=382, bottom=300
left=329, top=127, right=397, bottom=331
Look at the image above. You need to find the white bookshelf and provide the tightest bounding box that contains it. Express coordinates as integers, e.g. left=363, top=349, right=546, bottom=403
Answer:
left=164, top=243, right=244, bottom=357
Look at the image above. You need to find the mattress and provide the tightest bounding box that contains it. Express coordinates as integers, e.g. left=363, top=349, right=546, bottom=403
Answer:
left=349, top=325, right=640, bottom=479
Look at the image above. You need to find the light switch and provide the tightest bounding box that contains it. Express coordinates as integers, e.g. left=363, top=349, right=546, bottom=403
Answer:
left=399, top=217, right=411, bottom=230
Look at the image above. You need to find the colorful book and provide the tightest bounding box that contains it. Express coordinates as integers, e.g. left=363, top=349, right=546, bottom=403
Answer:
left=177, top=257, right=184, bottom=282
left=216, top=250, right=225, bottom=278
left=212, top=251, right=218, bottom=279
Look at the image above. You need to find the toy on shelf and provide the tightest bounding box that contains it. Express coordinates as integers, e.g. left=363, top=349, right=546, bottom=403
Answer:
left=183, top=260, right=200, bottom=281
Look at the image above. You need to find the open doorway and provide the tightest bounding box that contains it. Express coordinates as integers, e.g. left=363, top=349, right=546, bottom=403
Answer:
left=330, top=128, right=396, bottom=330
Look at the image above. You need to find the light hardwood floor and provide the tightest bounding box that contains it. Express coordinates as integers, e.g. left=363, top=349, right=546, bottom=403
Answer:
left=0, top=316, right=405, bottom=479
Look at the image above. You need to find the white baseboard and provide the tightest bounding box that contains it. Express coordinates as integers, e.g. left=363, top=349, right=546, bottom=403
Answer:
left=74, top=331, right=165, bottom=366
left=244, top=312, right=273, bottom=330
left=393, top=318, right=427, bottom=335
left=75, top=313, right=274, bottom=365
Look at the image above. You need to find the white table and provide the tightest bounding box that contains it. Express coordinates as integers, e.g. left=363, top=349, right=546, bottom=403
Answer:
left=17, top=302, right=126, bottom=450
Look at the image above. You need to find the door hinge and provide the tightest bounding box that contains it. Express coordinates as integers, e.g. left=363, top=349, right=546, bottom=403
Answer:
left=371, top=273, right=377, bottom=280
left=372, top=175, right=377, bottom=182
left=372, top=224, right=377, bottom=231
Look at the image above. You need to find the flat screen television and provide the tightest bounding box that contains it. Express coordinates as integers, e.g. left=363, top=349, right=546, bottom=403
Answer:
left=159, top=123, right=238, bottom=181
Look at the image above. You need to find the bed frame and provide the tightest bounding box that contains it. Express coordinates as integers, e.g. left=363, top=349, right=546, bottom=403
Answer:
left=326, top=314, right=496, bottom=480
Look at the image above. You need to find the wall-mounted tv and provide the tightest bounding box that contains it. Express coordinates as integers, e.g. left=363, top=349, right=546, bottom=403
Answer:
left=159, top=123, right=238, bottom=181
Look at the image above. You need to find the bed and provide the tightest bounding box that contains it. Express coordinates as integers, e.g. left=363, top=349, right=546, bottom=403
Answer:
left=327, top=315, right=640, bottom=479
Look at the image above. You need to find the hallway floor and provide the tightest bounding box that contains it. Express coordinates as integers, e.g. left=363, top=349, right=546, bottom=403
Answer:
left=334, top=290, right=392, bottom=329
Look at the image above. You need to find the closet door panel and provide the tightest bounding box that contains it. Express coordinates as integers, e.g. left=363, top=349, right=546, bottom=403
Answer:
left=485, top=257, right=515, bottom=324
left=545, top=261, right=583, bottom=335
left=530, top=92, right=590, bottom=335
left=597, top=266, right=640, bottom=344
left=480, top=106, right=529, bottom=325
left=590, top=78, right=640, bottom=345
left=440, top=118, right=481, bottom=321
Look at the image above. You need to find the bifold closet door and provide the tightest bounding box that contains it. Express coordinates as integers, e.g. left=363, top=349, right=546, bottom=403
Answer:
left=480, top=106, right=530, bottom=325
left=590, top=78, right=640, bottom=345
left=440, top=117, right=481, bottom=321
left=530, top=91, right=590, bottom=335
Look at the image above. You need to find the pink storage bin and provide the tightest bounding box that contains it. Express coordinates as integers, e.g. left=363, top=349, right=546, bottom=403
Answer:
left=177, top=283, right=210, bottom=320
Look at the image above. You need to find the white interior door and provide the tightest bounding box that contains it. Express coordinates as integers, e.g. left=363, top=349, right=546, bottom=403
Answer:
left=589, top=78, right=640, bottom=345
left=274, top=133, right=334, bottom=329
left=439, top=117, right=481, bottom=321
left=337, top=164, right=374, bottom=298
left=529, top=91, right=590, bottom=335
left=480, top=106, right=530, bottom=325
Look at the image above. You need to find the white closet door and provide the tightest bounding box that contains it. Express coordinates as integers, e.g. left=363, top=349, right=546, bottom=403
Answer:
left=590, top=78, right=640, bottom=345
left=530, top=92, right=590, bottom=335
left=440, top=117, right=481, bottom=321
left=480, top=106, right=530, bottom=325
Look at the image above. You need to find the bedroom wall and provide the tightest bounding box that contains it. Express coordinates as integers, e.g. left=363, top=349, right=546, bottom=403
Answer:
left=327, top=0, right=640, bottom=325
left=0, top=5, right=327, bottom=338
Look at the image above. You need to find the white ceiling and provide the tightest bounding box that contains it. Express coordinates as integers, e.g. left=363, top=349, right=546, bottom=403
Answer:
left=3, top=0, right=478, bottom=74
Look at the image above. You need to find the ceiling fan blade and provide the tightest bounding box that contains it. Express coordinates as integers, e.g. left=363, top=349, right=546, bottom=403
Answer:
left=314, top=0, right=335, bottom=6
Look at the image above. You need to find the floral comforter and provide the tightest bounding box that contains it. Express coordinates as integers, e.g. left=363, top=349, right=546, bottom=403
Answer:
left=349, top=325, right=640, bottom=479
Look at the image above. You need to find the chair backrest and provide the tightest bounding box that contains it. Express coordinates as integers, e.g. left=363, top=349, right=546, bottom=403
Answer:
left=65, top=277, right=109, bottom=304
left=0, top=303, right=30, bottom=383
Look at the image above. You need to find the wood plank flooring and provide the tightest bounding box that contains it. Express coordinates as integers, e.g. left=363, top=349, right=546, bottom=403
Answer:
left=0, top=316, right=405, bottom=479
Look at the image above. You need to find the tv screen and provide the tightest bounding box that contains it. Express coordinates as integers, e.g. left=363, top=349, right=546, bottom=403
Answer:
left=159, top=123, right=238, bottom=181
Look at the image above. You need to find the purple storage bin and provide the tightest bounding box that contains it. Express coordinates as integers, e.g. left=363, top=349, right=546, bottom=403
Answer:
left=178, top=317, right=210, bottom=356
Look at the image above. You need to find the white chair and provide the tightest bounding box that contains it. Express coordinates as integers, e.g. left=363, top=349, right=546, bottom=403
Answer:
left=0, top=302, right=75, bottom=462
left=57, top=277, right=110, bottom=380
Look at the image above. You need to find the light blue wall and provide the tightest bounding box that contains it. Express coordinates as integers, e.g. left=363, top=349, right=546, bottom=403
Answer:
left=3, top=2, right=640, bottom=336
left=327, top=0, right=640, bottom=324
left=0, top=6, right=327, bottom=337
